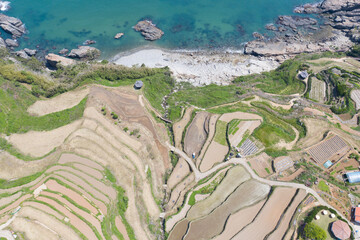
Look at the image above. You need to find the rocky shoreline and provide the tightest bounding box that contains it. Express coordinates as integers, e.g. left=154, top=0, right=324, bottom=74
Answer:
left=243, top=0, right=360, bottom=61
left=0, top=0, right=358, bottom=72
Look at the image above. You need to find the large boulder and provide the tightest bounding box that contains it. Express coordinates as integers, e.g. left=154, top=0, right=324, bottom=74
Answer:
left=5, top=38, right=18, bottom=48
left=15, top=50, right=29, bottom=59
left=68, top=46, right=101, bottom=60
left=0, top=14, right=26, bottom=38
left=320, top=0, right=360, bottom=13
left=133, top=20, right=164, bottom=41
left=277, top=16, right=317, bottom=30
left=45, top=53, right=75, bottom=68
left=24, top=48, right=37, bottom=56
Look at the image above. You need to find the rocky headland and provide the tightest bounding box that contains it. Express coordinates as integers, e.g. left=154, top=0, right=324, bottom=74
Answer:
left=244, top=0, right=360, bottom=61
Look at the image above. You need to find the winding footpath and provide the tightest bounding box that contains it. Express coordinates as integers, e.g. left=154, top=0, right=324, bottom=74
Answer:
left=167, top=143, right=360, bottom=238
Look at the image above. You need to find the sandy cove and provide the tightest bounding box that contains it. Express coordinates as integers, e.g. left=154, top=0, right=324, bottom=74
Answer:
left=111, top=48, right=279, bottom=86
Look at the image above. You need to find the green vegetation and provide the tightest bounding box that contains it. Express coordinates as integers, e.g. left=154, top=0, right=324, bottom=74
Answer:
left=234, top=59, right=307, bottom=95
left=214, top=120, right=228, bottom=146
left=318, top=180, right=330, bottom=193
left=188, top=173, right=224, bottom=205
left=265, top=168, right=270, bottom=174
left=0, top=171, right=44, bottom=189
left=303, top=223, right=326, bottom=240
left=0, top=76, right=87, bottom=135
left=345, top=166, right=358, bottom=171
left=228, top=119, right=241, bottom=135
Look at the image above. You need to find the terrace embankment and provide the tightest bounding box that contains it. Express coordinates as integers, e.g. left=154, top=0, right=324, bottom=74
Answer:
left=0, top=85, right=170, bottom=240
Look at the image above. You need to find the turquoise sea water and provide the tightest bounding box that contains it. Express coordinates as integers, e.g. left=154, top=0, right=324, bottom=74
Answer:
left=3, top=0, right=314, bottom=58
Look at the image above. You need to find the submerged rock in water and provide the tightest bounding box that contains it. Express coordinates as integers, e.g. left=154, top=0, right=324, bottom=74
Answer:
left=133, top=20, right=164, bottom=41
left=45, top=53, right=75, bottom=68
left=68, top=46, right=101, bottom=60
left=83, top=39, right=96, bottom=45
left=59, top=48, right=69, bottom=55
left=5, top=38, right=18, bottom=47
left=0, top=14, right=26, bottom=38
left=114, top=32, right=124, bottom=39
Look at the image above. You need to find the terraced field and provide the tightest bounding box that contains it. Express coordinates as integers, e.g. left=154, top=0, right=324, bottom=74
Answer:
left=309, top=77, right=326, bottom=103
left=0, top=86, right=169, bottom=240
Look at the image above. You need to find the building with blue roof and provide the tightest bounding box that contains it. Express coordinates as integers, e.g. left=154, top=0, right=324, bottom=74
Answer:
left=323, top=160, right=333, bottom=169
left=346, top=171, right=360, bottom=184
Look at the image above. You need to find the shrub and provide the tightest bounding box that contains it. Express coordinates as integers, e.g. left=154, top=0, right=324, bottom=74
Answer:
left=303, top=223, right=326, bottom=240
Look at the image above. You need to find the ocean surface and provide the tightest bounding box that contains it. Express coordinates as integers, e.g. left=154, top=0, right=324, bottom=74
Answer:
left=1, top=0, right=314, bottom=58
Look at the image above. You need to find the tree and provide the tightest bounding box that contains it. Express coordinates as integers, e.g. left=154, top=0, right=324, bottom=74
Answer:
left=303, top=223, right=327, bottom=240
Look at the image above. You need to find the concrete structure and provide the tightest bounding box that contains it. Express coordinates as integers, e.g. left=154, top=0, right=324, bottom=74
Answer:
left=346, top=172, right=360, bottom=184
left=331, top=220, right=351, bottom=240
left=134, top=80, right=143, bottom=89
left=273, top=156, right=294, bottom=172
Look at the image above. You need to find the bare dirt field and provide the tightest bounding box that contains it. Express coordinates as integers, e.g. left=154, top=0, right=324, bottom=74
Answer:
left=167, top=158, right=191, bottom=190
left=309, top=77, right=326, bottom=103
left=307, top=57, right=360, bottom=73
left=0, top=192, right=22, bottom=207
left=166, top=174, right=195, bottom=212
left=8, top=119, right=82, bottom=157
left=46, top=179, right=98, bottom=215
left=303, top=107, right=326, bottom=116
left=58, top=153, right=104, bottom=171
left=184, top=112, right=211, bottom=157
left=267, top=189, right=307, bottom=240
left=297, top=118, right=329, bottom=149
left=232, top=187, right=297, bottom=239
left=212, top=200, right=266, bottom=240
left=10, top=217, right=59, bottom=240
left=229, top=120, right=261, bottom=147
left=184, top=180, right=270, bottom=240
left=15, top=206, right=82, bottom=240
left=186, top=166, right=250, bottom=221
left=115, top=216, right=130, bottom=240
left=247, top=152, right=273, bottom=177
left=219, top=112, right=262, bottom=123
left=27, top=86, right=90, bottom=116
left=196, top=114, right=220, bottom=167
left=173, top=107, right=193, bottom=148
left=278, top=167, right=305, bottom=182
left=168, top=219, right=189, bottom=240
left=199, top=141, right=228, bottom=172
left=351, top=90, right=360, bottom=110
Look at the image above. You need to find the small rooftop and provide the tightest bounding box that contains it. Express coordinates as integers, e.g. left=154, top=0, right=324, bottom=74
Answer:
left=331, top=220, right=351, bottom=240
left=134, top=80, right=143, bottom=89
left=299, top=70, right=309, bottom=79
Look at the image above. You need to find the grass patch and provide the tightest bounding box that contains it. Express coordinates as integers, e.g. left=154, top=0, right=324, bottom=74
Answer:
left=234, top=59, right=307, bottom=95
left=214, top=120, right=228, bottom=146
left=0, top=171, right=44, bottom=189
left=318, top=180, right=330, bottom=193
left=228, top=119, right=241, bottom=135
left=188, top=173, right=225, bottom=205
left=0, top=77, right=87, bottom=135
left=265, top=168, right=271, bottom=174
left=345, top=166, right=358, bottom=171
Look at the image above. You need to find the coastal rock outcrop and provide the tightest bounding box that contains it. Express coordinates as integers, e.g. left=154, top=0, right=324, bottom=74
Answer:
left=133, top=20, right=164, bottom=41
left=15, top=50, right=29, bottom=59
left=320, top=0, right=359, bottom=13
left=277, top=15, right=317, bottom=30
left=0, top=14, right=26, bottom=38
left=24, top=48, right=37, bottom=56
left=5, top=38, right=18, bottom=48
left=59, top=48, right=69, bottom=55
left=68, top=46, right=101, bottom=60
left=45, top=53, right=75, bottom=68
left=0, top=37, right=6, bottom=49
